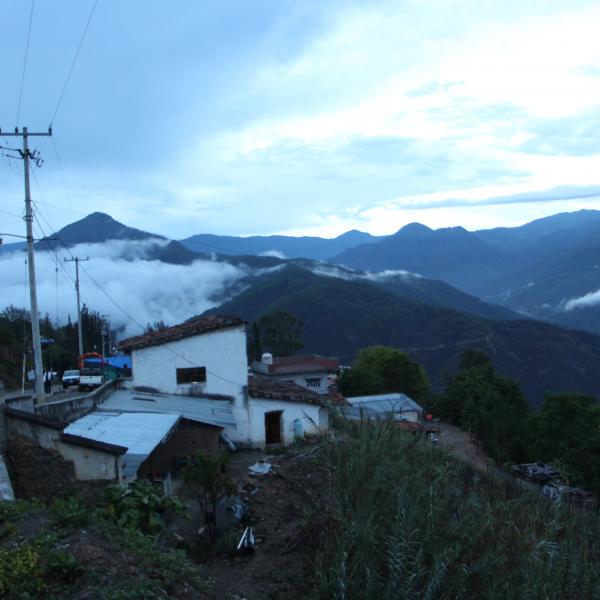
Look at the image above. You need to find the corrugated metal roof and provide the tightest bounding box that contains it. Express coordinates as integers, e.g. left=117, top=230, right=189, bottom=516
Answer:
left=98, top=389, right=236, bottom=428
left=63, top=411, right=180, bottom=479
left=346, top=393, right=423, bottom=415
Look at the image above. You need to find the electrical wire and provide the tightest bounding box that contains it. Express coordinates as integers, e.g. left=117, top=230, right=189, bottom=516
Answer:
left=51, top=136, right=74, bottom=214
left=28, top=169, right=245, bottom=388
left=15, top=0, right=36, bottom=126
left=49, top=0, right=99, bottom=126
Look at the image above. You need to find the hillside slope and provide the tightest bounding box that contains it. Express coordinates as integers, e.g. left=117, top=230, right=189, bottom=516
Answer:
left=207, top=266, right=600, bottom=405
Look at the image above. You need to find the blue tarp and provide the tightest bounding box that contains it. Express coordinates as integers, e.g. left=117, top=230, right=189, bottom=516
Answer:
left=84, top=355, right=132, bottom=369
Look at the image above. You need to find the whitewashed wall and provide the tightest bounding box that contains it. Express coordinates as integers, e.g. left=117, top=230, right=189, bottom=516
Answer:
left=246, top=399, right=328, bottom=447
left=130, top=326, right=248, bottom=398
left=55, top=441, right=123, bottom=482
left=129, top=326, right=250, bottom=442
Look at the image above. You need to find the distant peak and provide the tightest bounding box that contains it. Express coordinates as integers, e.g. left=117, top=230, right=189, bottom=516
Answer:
left=396, top=222, right=432, bottom=235
left=336, top=229, right=372, bottom=240
left=83, top=212, right=117, bottom=222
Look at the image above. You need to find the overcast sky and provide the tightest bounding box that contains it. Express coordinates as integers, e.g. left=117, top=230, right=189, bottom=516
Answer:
left=2, top=0, right=600, bottom=239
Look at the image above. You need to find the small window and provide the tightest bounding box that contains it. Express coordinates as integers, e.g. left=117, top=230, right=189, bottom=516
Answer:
left=306, top=377, right=321, bottom=388
left=176, top=367, right=206, bottom=385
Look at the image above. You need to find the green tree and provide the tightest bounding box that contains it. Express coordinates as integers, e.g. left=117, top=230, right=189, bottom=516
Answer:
left=254, top=310, right=303, bottom=357
left=183, top=451, right=234, bottom=543
left=525, top=392, right=600, bottom=487
left=338, top=346, right=429, bottom=402
left=442, top=350, right=529, bottom=462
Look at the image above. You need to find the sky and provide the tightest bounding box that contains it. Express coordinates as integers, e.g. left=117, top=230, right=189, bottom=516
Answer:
left=2, top=0, right=600, bottom=240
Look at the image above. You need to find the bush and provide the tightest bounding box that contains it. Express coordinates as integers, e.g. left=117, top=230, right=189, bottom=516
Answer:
left=50, top=495, right=90, bottom=528
left=105, top=480, right=185, bottom=534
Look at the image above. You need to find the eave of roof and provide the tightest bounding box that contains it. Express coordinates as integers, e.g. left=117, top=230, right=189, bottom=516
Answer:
left=60, top=432, right=128, bottom=455
left=248, top=375, right=323, bottom=405
left=119, top=315, right=245, bottom=351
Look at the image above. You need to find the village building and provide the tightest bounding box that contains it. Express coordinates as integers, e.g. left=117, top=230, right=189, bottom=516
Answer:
left=1, top=314, right=340, bottom=489
left=251, top=353, right=339, bottom=395
left=341, top=392, right=423, bottom=423
left=247, top=375, right=330, bottom=445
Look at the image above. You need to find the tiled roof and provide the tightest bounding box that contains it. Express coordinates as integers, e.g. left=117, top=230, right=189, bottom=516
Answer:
left=248, top=375, right=324, bottom=405
left=119, top=315, right=245, bottom=351
left=255, top=354, right=339, bottom=375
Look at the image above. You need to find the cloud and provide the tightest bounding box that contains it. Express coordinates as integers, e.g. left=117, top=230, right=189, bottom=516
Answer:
left=564, top=288, right=600, bottom=311
left=0, top=241, right=245, bottom=338
left=309, top=264, right=420, bottom=282
left=391, top=185, right=600, bottom=211
left=259, top=250, right=287, bottom=259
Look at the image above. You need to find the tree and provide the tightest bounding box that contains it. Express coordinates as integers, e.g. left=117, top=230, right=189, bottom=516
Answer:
left=182, top=451, right=234, bottom=543
left=525, top=392, right=600, bottom=487
left=442, top=350, right=529, bottom=462
left=254, top=310, right=303, bottom=357
left=338, top=346, right=429, bottom=402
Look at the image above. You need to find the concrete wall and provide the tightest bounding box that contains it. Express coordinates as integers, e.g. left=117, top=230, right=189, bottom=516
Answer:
left=36, top=380, right=117, bottom=423
left=5, top=413, right=121, bottom=482
left=130, top=326, right=247, bottom=399
left=7, top=414, right=60, bottom=450
left=55, top=440, right=122, bottom=482
left=247, top=399, right=327, bottom=447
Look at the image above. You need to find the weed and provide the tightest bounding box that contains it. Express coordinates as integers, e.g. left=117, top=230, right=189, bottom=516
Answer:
left=312, top=420, right=600, bottom=599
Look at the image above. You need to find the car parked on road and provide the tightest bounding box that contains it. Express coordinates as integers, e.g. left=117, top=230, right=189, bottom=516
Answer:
left=62, top=369, right=80, bottom=389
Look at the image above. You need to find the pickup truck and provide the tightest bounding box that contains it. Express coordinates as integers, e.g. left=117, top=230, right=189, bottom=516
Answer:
left=62, top=369, right=80, bottom=389
left=78, top=368, right=104, bottom=391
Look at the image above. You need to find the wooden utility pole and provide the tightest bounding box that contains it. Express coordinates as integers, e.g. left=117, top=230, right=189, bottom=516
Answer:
left=1, top=126, right=52, bottom=403
left=64, top=256, right=89, bottom=358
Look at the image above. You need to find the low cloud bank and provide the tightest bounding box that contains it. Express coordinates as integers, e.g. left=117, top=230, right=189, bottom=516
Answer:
left=310, top=264, right=421, bottom=282
left=564, top=288, right=600, bottom=311
left=0, top=240, right=244, bottom=338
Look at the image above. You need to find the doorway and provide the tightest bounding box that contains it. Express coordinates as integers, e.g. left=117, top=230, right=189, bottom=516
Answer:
left=265, top=411, right=283, bottom=445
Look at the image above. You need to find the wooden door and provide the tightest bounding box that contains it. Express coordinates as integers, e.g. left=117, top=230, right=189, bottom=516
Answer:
left=265, top=411, right=282, bottom=445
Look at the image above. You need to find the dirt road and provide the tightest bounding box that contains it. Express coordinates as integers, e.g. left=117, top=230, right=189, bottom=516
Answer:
left=436, top=422, right=492, bottom=473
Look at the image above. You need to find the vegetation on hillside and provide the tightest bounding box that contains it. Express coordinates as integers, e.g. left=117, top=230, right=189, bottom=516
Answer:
left=433, top=350, right=600, bottom=493
left=338, top=345, right=429, bottom=403
left=313, top=421, right=600, bottom=599
left=208, top=265, right=600, bottom=404
left=0, top=485, right=210, bottom=600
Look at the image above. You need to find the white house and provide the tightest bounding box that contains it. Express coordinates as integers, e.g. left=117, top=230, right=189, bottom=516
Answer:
left=251, top=353, right=339, bottom=395
left=247, top=375, right=330, bottom=446
left=119, top=315, right=248, bottom=398
left=118, top=315, right=334, bottom=448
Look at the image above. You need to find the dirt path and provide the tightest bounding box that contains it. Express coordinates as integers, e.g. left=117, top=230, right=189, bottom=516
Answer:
left=196, top=448, right=327, bottom=600
left=436, top=422, right=493, bottom=474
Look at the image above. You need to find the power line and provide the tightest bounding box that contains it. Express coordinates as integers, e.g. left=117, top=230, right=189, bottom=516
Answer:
left=49, top=0, right=99, bottom=126
left=51, top=136, right=74, bottom=214
left=16, top=0, right=36, bottom=126
left=75, top=260, right=245, bottom=388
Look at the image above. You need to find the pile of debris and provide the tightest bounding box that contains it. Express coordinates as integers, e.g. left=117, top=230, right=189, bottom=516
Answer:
left=512, top=461, right=597, bottom=510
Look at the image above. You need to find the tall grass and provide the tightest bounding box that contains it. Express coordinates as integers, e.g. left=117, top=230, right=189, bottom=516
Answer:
left=312, top=421, right=600, bottom=599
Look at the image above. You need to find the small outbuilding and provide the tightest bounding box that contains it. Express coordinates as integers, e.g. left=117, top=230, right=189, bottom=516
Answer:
left=342, top=393, right=423, bottom=423
left=246, top=376, right=331, bottom=447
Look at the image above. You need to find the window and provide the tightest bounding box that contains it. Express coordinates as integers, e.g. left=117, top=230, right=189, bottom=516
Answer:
left=306, top=377, right=321, bottom=388
left=176, top=367, right=206, bottom=385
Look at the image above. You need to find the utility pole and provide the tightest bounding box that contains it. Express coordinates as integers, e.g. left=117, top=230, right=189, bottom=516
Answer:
left=1, top=126, right=52, bottom=403
left=64, top=256, right=89, bottom=359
